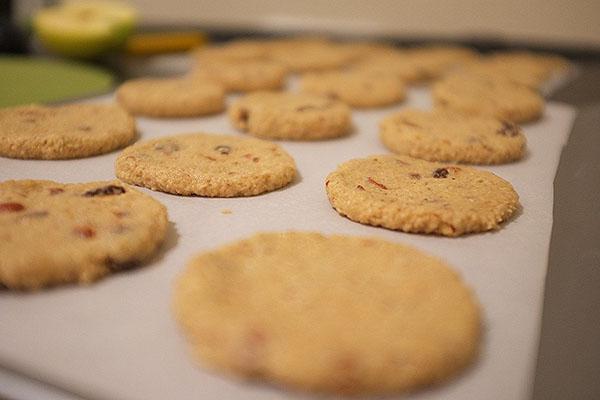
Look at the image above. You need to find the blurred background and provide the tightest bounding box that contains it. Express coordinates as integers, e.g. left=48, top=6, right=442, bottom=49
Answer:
left=12, top=0, right=600, bottom=48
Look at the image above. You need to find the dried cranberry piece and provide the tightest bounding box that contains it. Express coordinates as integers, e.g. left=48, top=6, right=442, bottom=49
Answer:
left=0, top=202, right=25, bottom=212
left=83, top=185, right=126, bottom=197
left=367, top=177, right=388, bottom=190
left=497, top=121, right=520, bottom=137
left=238, top=108, right=249, bottom=123
left=433, top=168, right=449, bottom=178
left=73, top=226, right=96, bottom=238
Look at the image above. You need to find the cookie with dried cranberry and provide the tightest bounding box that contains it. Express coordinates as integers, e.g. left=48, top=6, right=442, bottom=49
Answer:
left=173, top=231, right=481, bottom=394
left=229, top=91, right=351, bottom=140
left=116, top=77, right=225, bottom=118
left=326, top=155, right=519, bottom=236
left=0, top=179, right=168, bottom=290
left=0, top=103, right=136, bottom=160
left=300, top=70, right=406, bottom=108
left=432, top=73, right=544, bottom=123
left=380, top=108, right=526, bottom=164
left=115, top=132, right=296, bottom=196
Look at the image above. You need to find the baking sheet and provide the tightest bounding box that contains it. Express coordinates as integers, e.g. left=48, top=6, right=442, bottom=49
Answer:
left=0, top=86, right=576, bottom=400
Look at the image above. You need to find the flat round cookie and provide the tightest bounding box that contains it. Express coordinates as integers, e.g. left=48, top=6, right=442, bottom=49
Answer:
left=300, top=70, right=406, bottom=108
left=488, top=51, right=569, bottom=80
left=380, top=108, right=526, bottom=164
left=193, top=40, right=271, bottom=63
left=191, top=59, right=287, bottom=92
left=0, top=103, right=135, bottom=160
left=116, top=77, right=225, bottom=118
left=115, top=133, right=296, bottom=196
left=229, top=91, right=351, bottom=140
left=0, top=180, right=168, bottom=290
left=406, top=45, right=479, bottom=80
left=457, top=59, right=550, bottom=90
left=326, top=155, right=519, bottom=236
left=349, top=51, right=427, bottom=83
left=432, top=73, right=544, bottom=123
left=337, top=41, right=401, bottom=59
left=266, top=41, right=358, bottom=72
left=173, top=232, right=481, bottom=394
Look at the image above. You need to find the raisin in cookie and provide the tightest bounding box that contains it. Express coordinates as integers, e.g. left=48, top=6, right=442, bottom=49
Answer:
left=0, top=103, right=135, bottom=159
left=300, top=70, right=406, bottom=108
left=116, top=77, right=225, bottom=118
left=0, top=180, right=168, bottom=290
left=229, top=91, right=351, bottom=140
left=173, top=232, right=481, bottom=394
left=115, top=132, right=296, bottom=196
left=380, top=108, right=526, bottom=164
left=326, top=155, right=519, bottom=236
left=432, top=73, right=544, bottom=123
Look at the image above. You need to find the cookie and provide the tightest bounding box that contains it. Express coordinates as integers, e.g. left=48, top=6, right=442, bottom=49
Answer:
left=191, top=59, right=288, bottom=92
left=0, top=103, right=135, bottom=160
left=406, top=45, right=479, bottom=80
left=432, top=73, right=544, bottom=123
left=380, top=108, right=526, bottom=164
left=300, top=70, right=406, bottom=108
left=456, top=59, right=550, bottom=90
left=229, top=91, right=351, bottom=140
left=116, top=77, right=225, bottom=118
left=338, top=41, right=402, bottom=59
left=173, top=232, right=481, bottom=394
left=349, top=50, right=427, bottom=83
left=115, top=132, right=296, bottom=196
left=0, top=179, right=168, bottom=290
left=326, top=155, right=519, bottom=236
left=193, top=40, right=271, bottom=63
left=266, top=41, right=358, bottom=72
left=488, top=51, right=569, bottom=78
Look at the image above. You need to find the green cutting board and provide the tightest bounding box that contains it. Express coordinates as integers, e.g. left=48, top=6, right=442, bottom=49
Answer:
left=0, top=55, right=114, bottom=107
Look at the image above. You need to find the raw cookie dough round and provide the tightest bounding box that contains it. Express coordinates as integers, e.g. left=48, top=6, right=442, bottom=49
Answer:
left=115, top=132, right=297, bottom=196
left=173, top=231, right=481, bottom=394
left=0, top=103, right=135, bottom=159
left=380, top=108, right=526, bottom=164
left=300, top=70, right=406, bottom=108
left=326, top=155, right=519, bottom=236
left=432, top=73, right=544, bottom=123
left=0, top=180, right=168, bottom=290
left=116, top=77, right=225, bottom=118
left=229, top=91, right=351, bottom=140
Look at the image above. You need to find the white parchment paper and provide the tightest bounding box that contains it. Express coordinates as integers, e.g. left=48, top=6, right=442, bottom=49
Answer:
left=0, top=87, right=576, bottom=400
